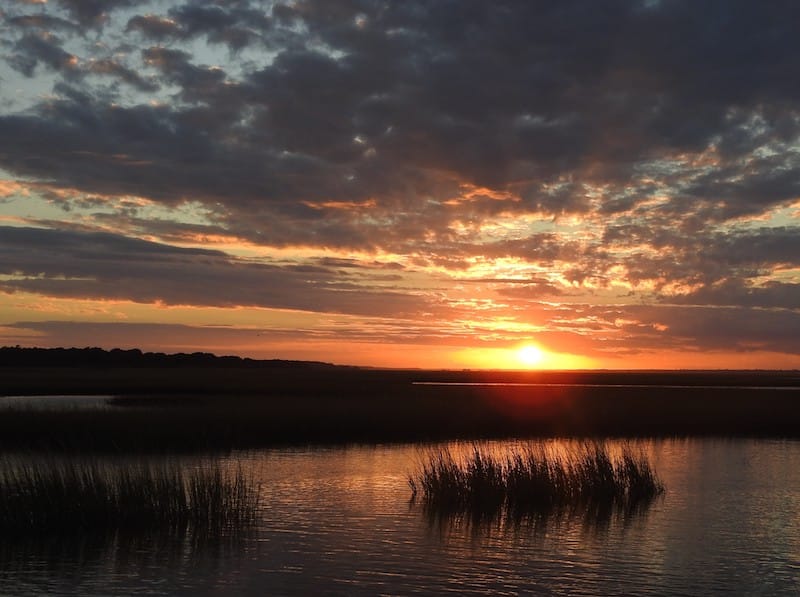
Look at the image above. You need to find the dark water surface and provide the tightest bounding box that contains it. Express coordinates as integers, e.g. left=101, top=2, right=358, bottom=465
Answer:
left=2, top=439, right=800, bottom=595
left=0, top=395, right=114, bottom=410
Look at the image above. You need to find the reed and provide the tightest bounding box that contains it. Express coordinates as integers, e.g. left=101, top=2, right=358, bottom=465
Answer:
left=409, top=443, right=664, bottom=518
left=0, top=458, right=260, bottom=536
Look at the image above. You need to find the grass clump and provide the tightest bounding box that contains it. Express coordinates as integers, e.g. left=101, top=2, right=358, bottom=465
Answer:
left=409, top=443, right=664, bottom=520
left=0, top=458, right=260, bottom=537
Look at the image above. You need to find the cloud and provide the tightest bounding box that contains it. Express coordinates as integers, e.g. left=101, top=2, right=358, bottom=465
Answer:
left=0, top=1, right=796, bottom=230
left=624, top=304, right=800, bottom=355
left=0, top=226, right=432, bottom=317
left=522, top=303, right=800, bottom=357
left=52, top=0, right=143, bottom=28
left=7, top=32, right=78, bottom=77
left=1, top=321, right=309, bottom=356
left=86, top=58, right=160, bottom=92
left=126, top=3, right=273, bottom=50
left=141, top=46, right=228, bottom=100
left=671, top=280, right=800, bottom=310
left=2, top=1, right=800, bottom=361
left=6, top=14, right=81, bottom=34
left=125, top=14, right=182, bottom=41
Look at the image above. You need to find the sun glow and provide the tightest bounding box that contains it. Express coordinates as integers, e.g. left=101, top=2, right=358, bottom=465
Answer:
left=454, top=343, right=593, bottom=370
left=517, top=343, right=544, bottom=367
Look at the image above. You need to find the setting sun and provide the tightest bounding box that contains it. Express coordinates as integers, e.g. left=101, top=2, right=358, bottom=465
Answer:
left=517, top=344, right=545, bottom=368
left=456, top=344, right=594, bottom=370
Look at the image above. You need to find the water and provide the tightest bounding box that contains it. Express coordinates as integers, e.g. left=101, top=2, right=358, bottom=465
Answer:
left=413, top=381, right=800, bottom=390
left=2, top=439, right=800, bottom=595
left=0, top=395, right=114, bottom=410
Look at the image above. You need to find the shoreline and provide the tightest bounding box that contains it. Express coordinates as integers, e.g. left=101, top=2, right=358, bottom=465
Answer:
left=2, top=367, right=800, bottom=451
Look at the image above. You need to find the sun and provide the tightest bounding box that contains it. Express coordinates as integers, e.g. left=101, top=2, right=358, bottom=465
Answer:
left=455, top=343, right=595, bottom=370
left=517, top=343, right=544, bottom=368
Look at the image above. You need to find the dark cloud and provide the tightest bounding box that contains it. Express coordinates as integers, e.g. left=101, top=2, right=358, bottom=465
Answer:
left=6, top=14, right=81, bottom=34
left=7, top=32, right=78, bottom=77
left=53, top=0, right=142, bottom=28
left=6, top=321, right=272, bottom=352
left=125, top=14, right=182, bottom=41
left=493, top=280, right=565, bottom=299
left=519, top=303, right=800, bottom=357
left=711, top=227, right=800, bottom=270
left=1, top=317, right=491, bottom=353
left=679, top=153, right=800, bottom=221
left=166, top=3, right=270, bottom=50
left=126, top=2, right=273, bottom=50
left=598, top=224, right=800, bottom=295
left=86, top=58, right=160, bottom=92
left=670, top=279, right=800, bottom=310
left=2, top=0, right=798, bottom=229
left=625, top=305, right=800, bottom=355
left=0, top=226, right=431, bottom=317
left=141, top=46, right=228, bottom=101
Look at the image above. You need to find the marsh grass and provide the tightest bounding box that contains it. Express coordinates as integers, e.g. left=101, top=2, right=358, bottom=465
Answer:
left=409, top=443, right=664, bottom=522
left=0, top=458, right=260, bottom=538
left=3, top=374, right=800, bottom=453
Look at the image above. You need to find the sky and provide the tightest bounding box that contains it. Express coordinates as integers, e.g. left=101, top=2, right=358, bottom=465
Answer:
left=1, top=0, right=799, bottom=370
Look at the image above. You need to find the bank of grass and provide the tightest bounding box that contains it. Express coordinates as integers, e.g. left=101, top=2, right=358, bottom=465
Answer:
left=0, top=458, right=260, bottom=536
left=409, top=444, right=664, bottom=518
left=3, top=371, right=800, bottom=452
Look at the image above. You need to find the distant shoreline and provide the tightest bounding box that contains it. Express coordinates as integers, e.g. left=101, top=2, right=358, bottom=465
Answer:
left=3, top=347, right=800, bottom=451
left=2, top=346, right=799, bottom=376
left=412, top=381, right=800, bottom=390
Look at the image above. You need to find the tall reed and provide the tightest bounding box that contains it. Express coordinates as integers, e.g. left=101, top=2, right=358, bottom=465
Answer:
left=0, top=458, right=260, bottom=536
left=409, top=443, right=664, bottom=519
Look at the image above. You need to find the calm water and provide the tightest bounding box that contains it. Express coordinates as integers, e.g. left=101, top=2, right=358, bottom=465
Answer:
left=0, top=395, right=114, bottom=410
left=2, top=439, right=800, bottom=595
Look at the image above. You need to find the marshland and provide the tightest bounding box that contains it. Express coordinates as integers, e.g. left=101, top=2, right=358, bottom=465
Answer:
left=0, top=457, right=260, bottom=537
left=409, top=444, right=664, bottom=522
left=2, top=349, right=800, bottom=594
left=2, top=347, right=800, bottom=452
